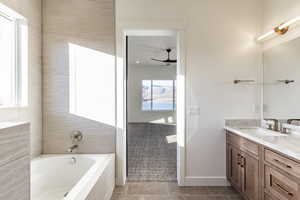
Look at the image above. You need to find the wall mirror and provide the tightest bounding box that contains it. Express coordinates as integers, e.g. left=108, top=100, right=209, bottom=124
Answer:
left=263, top=36, right=300, bottom=126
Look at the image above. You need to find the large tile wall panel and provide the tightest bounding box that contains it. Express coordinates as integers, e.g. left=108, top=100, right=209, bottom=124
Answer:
left=43, top=0, right=116, bottom=154
left=0, top=123, right=30, bottom=200
left=0, top=156, right=30, bottom=200
left=0, top=123, right=30, bottom=166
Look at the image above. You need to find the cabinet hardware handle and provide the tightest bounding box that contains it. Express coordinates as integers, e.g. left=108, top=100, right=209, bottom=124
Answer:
left=274, top=159, right=292, bottom=169
left=275, top=183, right=293, bottom=197
left=241, top=157, right=245, bottom=168
left=237, top=154, right=241, bottom=165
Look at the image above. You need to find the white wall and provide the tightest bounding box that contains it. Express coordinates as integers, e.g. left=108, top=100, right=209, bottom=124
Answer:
left=262, top=0, right=300, bottom=49
left=263, top=0, right=300, bottom=32
left=116, top=0, right=262, bottom=185
left=0, top=0, right=42, bottom=157
left=128, top=64, right=176, bottom=123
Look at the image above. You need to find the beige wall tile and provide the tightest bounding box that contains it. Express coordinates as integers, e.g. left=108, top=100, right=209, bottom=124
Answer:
left=43, top=0, right=116, bottom=154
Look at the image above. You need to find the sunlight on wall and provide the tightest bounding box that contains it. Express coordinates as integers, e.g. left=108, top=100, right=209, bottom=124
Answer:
left=69, top=43, right=115, bottom=126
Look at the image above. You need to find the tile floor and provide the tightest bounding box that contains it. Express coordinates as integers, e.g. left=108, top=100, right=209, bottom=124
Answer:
left=128, top=123, right=177, bottom=181
left=111, top=182, right=243, bottom=200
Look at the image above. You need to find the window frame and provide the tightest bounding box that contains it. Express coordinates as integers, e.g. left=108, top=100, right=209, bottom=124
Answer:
left=0, top=11, right=26, bottom=108
left=142, top=80, right=176, bottom=112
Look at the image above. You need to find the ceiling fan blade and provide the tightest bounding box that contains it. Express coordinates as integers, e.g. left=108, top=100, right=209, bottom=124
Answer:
left=151, top=58, right=165, bottom=62
left=166, top=59, right=177, bottom=63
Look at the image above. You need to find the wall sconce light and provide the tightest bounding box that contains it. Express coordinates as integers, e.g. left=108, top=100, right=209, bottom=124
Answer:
left=257, top=16, right=300, bottom=42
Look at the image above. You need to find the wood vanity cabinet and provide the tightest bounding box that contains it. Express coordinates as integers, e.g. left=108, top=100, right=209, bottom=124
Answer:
left=227, top=145, right=241, bottom=189
left=226, top=131, right=300, bottom=200
left=226, top=133, right=259, bottom=200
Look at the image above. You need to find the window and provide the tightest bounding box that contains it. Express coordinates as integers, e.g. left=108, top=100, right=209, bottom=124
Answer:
left=0, top=11, right=27, bottom=108
left=142, top=80, right=176, bottom=111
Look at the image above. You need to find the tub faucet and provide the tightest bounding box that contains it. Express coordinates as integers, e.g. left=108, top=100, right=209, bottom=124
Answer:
left=68, top=144, right=78, bottom=153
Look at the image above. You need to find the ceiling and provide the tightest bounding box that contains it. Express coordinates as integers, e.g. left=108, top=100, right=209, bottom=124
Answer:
left=128, top=36, right=177, bottom=67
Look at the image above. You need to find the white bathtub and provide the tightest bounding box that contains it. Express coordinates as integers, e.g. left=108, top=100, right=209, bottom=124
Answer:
left=31, top=154, right=115, bottom=200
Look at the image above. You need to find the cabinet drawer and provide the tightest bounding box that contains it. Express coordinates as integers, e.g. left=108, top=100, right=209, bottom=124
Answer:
left=265, top=165, right=300, bottom=200
left=240, top=138, right=259, bottom=156
left=227, top=133, right=241, bottom=146
left=265, top=149, right=300, bottom=179
left=227, top=132, right=258, bottom=156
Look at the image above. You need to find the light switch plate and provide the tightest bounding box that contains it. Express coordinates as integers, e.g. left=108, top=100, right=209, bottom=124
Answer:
left=189, top=106, right=201, bottom=116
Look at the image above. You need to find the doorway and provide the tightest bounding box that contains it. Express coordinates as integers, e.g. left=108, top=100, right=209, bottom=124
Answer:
left=126, top=35, right=178, bottom=182
left=116, top=29, right=186, bottom=185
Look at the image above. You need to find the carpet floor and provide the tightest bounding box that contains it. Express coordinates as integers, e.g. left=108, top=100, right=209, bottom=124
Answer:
left=127, top=123, right=177, bottom=182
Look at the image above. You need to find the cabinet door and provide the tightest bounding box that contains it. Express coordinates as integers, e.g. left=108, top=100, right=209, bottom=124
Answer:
left=228, top=145, right=241, bottom=191
left=265, top=165, right=300, bottom=200
left=241, top=153, right=259, bottom=200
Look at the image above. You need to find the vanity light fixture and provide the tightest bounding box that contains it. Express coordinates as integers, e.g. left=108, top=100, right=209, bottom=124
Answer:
left=257, top=16, right=300, bottom=42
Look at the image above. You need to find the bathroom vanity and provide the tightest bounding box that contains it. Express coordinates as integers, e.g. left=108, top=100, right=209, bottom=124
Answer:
left=226, top=22, right=300, bottom=200
left=225, top=127, right=300, bottom=200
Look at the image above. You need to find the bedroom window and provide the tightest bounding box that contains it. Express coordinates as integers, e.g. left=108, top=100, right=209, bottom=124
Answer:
left=0, top=10, right=28, bottom=108
left=142, top=80, right=176, bottom=111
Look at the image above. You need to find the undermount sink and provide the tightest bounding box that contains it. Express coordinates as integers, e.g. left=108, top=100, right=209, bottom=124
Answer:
left=237, top=127, right=287, bottom=137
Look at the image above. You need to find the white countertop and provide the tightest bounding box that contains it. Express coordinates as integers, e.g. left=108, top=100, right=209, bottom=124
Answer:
left=225, top=126, right=300, bottom=162
left=0, top=121, right=29, bottom=130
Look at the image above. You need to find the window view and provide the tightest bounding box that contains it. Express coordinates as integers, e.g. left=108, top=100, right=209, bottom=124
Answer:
left=142, top=80, right=176, bottom=111
left=0, top=14, right=15, bottom=107
left=0, top=12, right=27, bottom=108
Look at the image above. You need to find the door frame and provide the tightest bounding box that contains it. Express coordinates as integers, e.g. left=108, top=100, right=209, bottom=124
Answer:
left=116, top=29, right=186, bottom=186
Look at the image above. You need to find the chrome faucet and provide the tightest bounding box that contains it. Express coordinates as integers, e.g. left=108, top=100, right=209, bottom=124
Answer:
left=287, top=119, right=300, bottom=125
left=264, top=119, right=279, bottom=131
left=68, top=144, right=78, bottom=153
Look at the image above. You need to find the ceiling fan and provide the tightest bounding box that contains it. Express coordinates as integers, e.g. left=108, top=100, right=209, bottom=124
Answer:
left=151, top=48, right=177, bottom=65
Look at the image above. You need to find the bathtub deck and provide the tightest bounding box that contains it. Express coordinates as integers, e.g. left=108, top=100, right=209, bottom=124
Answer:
left=34, top=187, right=70, bottom=200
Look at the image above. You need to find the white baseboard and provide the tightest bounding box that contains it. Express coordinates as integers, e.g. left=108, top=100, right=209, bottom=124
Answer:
left=183, top=176, right=230, bottom=186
